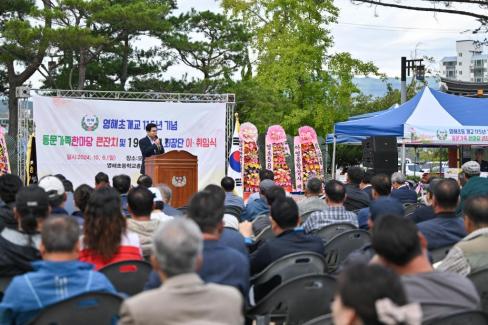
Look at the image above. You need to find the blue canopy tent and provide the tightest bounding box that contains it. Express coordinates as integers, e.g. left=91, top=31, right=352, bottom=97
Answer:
left=325, top=104, right=399, bottom=144
left=330, top=87, right=488, bottom=176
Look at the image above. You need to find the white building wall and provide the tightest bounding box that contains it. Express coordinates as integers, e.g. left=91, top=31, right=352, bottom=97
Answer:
left=455, top=40, right=478, bottom=82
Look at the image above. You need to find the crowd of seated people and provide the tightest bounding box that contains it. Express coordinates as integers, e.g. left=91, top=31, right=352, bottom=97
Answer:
left=0, top=160, right=488, bottom=324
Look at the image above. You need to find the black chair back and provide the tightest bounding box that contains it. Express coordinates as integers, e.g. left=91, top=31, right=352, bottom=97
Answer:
left=99, top=260, right=152, bottom=296
left=404, top=203, right=424, bottom=218
left=429, top=245, right=452, bottom=264
left=176, top=206, right=187, bottom=215
left=469, top=268, right=488, bottom=313
left=29, top=292, right=122, bottom=325
left=302, top=314, right=333, bottom=325
left=424, top=311, right=488, bottom=325
left=251, top=252, right=326, bottom=303
left=323, top=229, right=371, bottom=273
left=224, top=205, right=243, bottom=219
left=312, top=222, right=357, bottom=243
left=254, top=225, right=275, bottom=242
left=247, top=274, right=336, bottom=325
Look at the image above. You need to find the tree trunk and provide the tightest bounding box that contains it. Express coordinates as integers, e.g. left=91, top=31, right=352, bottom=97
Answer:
left=78, top=48, right=87, bottom=90
left=7, top=86, right=18, bottom=140
left=120, top=34, right=130, bottom=90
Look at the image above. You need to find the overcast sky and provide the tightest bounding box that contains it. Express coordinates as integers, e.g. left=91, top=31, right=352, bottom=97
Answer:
left=167, top=0, right=484, bottom=79
left=30, top=0, right=485, bottom=87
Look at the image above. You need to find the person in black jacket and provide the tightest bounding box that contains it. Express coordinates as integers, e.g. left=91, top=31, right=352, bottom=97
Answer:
left=139, top=123, right=165, bottom=175
left=0, top=174, right=23, bottom=232
left=344, top=166, right=370, bottom=211
left=249, top=197, right=323, bottom=275
left=0, top=186, right=49, bottom=277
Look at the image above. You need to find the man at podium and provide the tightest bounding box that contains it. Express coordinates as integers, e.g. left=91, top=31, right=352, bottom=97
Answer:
left=139, top=123, right=165, bottom=175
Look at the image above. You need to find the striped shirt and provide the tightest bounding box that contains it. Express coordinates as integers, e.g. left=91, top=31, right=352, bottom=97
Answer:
left=303, top=206, right=358, bottom=233
left=436, top=227, right=488, bottom=275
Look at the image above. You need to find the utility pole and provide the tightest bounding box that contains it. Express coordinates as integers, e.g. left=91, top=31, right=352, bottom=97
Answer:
left=401, top=57, right=407, bottom=104
left=400, top=57, right=425, bottom=104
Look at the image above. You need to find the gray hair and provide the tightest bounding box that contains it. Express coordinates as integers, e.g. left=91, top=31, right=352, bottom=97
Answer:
left=391, top=172, right=406, bottom=185
left=306, top=177, right=323, bottom=195
left=157, top=184, right=172, bottom=204
left=152, top=218, right=203, bottom=277
left=41, top=216, right=80, bottom=253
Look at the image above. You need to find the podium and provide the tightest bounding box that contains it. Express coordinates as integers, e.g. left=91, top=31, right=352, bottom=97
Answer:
left=145, top=151, right=198, bottom=208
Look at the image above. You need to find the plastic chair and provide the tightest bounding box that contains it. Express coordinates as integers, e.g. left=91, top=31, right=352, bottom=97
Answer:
left=404, top=203, right=424, bottom=218
left=469, top=268, right=488, bottom=313
left=300, top=210, right=322, bottom=223
left=429, top=245, right=452, bottom=264
left=311, top=222, right=357, bottom=243
left=247, top=274, right=337, bottom=325
left=29, top=292, right=123, bottom=325
left=323, top=229, right=371, bottom=273
left=251, top=252, right=326, bottom=303
left=424, top=310, right=488, bottom=325
left=302, top=314, right=333, bottom=325
left=224, top=205, right=243, bottom=219
left=99, top=260, right=152, bottom=296
left=176, top=206, right=187, bottom=215
left=254, top=225, right=275, bottom=242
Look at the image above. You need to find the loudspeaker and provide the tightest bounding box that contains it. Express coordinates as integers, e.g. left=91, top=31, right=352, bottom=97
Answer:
left=362, top=137, right=398, bottom=175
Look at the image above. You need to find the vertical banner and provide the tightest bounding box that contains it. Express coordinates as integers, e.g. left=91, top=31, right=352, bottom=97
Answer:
left=0, top=127, right=10, bottom=175
left=239, top=123, right=260, bottom=195
left=294, top=126, right=324, bottom=191
left=33, top=95, right=226, bottom=188
left=293, top=136, right=303, bottom=192
left=26, top=134, right=37, bottom=184
left=227, top=117, right=243, bottom=197
left=265, top=125, right=292, bottom=192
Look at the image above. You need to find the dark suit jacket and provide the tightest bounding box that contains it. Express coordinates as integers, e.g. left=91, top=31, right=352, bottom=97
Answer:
left=250, top=229, right=324, bottom=275
left=139, top=136, right=165, bottom=175
left=344, top=184, right=370, bottom=211
left=390, top=186, right=417, bottom=204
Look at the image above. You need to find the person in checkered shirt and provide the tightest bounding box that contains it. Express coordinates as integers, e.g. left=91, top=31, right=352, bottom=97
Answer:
left=302, top=180, right=358, bottom=234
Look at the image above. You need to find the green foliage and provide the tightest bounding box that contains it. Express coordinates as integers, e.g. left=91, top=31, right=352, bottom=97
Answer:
left=44, top=0, right=173, bottom=90
left=335, top=145, right=363, bottom=168
left=223, top=0, right=379, bottom=136
left=161, top=10, right=250, bottom=91
left=0, top=0, right=53, bottom=142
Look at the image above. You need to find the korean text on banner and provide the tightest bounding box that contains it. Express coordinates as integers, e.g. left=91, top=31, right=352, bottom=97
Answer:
left=33, top=95, right=226, bottom=188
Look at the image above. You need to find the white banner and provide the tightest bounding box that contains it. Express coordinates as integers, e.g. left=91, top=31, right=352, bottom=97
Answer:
left=33, top=95, right=227, bottom=188
left=404, top=124, right=488, bottom=145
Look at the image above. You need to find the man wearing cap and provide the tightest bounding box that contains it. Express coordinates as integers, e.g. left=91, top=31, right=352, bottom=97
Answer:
left=240, top=179, right=275, bottom=221
left=457, top=161, right=488, bottom=216
left=0, top=186, right=48, bottom=278
left=38, top=176, right=68, bottom=216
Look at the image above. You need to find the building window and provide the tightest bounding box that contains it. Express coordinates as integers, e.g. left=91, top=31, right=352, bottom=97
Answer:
left=459, top=71, right=462, bottom=75
left=459, top=53, right=463, bottom=57
left=459, top=62, right=462, bottom=66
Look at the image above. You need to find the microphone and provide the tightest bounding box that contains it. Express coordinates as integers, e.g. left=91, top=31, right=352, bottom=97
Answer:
left=154, top=135, right=161, bottom=151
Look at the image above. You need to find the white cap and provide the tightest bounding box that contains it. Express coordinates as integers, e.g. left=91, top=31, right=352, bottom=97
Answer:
left=148, top=187, right=163, bottom=202
left=38, top=176, right=65, bottom=199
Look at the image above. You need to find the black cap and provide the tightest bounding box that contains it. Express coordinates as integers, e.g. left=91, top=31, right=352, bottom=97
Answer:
left=15, top=186, right=49, bottom=211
